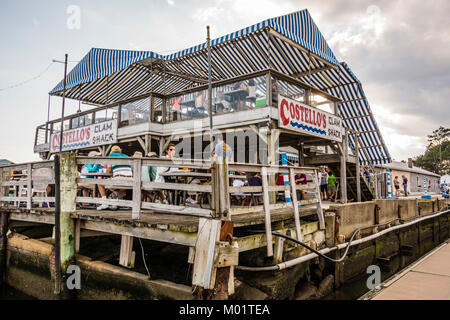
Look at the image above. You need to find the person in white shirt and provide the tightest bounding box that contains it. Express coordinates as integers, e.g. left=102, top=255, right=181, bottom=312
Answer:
left=232, top=174, right=247, bottom=206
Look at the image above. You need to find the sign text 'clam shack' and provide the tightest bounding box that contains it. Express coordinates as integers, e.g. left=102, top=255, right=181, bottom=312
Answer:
left=50, top=120, right=117, bottom=153
left=278, top=95, right=343, bottom=142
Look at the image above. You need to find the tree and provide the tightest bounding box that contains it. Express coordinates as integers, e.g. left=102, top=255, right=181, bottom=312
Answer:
left=427, top=126, right=450, bottom=163
left=414, top=127, right=450, bottom=175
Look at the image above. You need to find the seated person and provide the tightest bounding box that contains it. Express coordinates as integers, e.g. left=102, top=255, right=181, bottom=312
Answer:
left=231, top=175, right=246, bottom=206
left=78, top=151, right=103, bottom=197
left=295, top=172, right=307, bottom=200
left=245, top=172, right=262, bottom=205
left=97, top=145, right=132, bottom=210
left=246, top=79, right=256, bottom=108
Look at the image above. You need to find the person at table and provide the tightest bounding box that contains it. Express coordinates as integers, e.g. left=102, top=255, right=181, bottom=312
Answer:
left=154, top=144, right=178, bottom=204
left=245, top=172, right=262, bottom=206
left=247, top=79, right=257, bottom=108
left=232, top=174, right=247, bottom=206
left=193, top=92, right=206, bottom=117
left=78, top=151, right=107, bottom=201
left=295, top=172, right=307, bottom=200
left=213, top=137, right=233, bottom=161
left=232, top=81, right=248, bottom=111
left=272, top=79, right=283, bottom=104
left=97, top=145, right=131, bottom=210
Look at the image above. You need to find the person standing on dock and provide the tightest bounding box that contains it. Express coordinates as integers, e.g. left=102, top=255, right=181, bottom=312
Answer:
left=318, top=167, right=329, bottom=201
left=327, top=171, right=336, bottom=201
left=394, top=176, right=400, bottom=197
left=402, top=175, right=408, bottom=197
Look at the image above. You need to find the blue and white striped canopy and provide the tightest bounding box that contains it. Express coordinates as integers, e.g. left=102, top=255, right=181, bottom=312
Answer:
left=49, top=9, right=390, bottom=165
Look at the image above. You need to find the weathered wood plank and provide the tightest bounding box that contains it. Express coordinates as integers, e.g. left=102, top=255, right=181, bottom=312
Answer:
left=192, top=218, right=221, bottom=289
left=261, top=166, right=273, bottom=257
left=119, top=235, right=135, bottom=268
left=289, top=168, right=303, bottom=241
left=80, top=219, right=197, bottom=246
left=132, top=159, right=142, bottom=219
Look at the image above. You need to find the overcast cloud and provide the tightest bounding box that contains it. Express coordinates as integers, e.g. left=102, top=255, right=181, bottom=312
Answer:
left=0, top=0, right=448, bottom=163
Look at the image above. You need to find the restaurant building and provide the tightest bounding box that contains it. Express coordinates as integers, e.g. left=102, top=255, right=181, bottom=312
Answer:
left=33, top=9, right=392, bottom=202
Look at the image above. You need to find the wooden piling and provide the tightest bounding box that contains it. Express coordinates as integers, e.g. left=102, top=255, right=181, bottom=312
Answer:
left=0, top=211, right=9, bottom=292
left=59, top=153, right=77, bottom=273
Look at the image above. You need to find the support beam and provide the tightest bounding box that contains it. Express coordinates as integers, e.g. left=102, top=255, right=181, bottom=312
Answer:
left=355, top=132, right=361, bottom=202
left=119, top=235, right=136, bottom=268
left=338, top=140, right=348, bottom=204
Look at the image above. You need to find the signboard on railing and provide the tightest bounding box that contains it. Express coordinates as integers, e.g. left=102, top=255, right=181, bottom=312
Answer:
left=278, top=95, right=343, bottom=142
left=49, top=120, right=117, bottom=153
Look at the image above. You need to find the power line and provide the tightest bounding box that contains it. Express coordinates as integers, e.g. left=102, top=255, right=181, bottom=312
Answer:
left=0, top=62, right=55, bottom=92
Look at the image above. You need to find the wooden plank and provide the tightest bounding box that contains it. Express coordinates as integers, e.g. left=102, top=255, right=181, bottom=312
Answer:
left=314, top=170, right=326, bottom=230
left=76, top=197, right=133, bottom=207
left=192, top=218, right=221, bottom=289
left=141, top=201, right=213, bottom=217
left=119, top=235, right=135, bottom=268
left=132, top=159, right=142, bottom=219
left=77, top=178, right=133, bottom=187
left=80, top=219, right=197, bottom=246
left=75, top=219, right=81, bottom=253
left=273, top=231, right=285, bottom=264
left=1, top=181, right=28, bottom=187
left=26, top=164, right=32, bottom=210
left=289, top=168, right=303, bottom=241
left=261, top=166, right=273, bottom=257
left=355, top=132, right=361, bottom=202
left=142, top=181, right=212, bottom=193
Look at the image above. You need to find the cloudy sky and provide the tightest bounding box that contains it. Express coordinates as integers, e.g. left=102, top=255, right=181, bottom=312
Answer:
left=0, top=0, right=449, bottom=163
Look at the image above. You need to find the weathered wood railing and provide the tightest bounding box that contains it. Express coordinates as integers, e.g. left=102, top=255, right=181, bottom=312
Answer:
left=76, top=156, right=214, bottom=219
left=0, top=161, right=55, bottom=209
left=226, top=162, right=324, bottom=256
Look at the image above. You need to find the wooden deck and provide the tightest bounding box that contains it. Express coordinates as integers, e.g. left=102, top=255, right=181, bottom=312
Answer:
left=5, top=205, right=317, bottom=234
left=363, top=240, right=450, bottom=300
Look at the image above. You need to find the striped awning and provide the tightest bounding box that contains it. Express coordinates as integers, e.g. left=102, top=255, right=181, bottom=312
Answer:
left=48, top=9, right=390, bottom=165
left=297, top=63, right=391, bottom=165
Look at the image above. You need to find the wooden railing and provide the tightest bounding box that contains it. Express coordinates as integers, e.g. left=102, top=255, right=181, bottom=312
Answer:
left=0, top=157, right=323, bottom=226
left=0, top=161, right=55, bottom=209
left=76, top=156, right=213, bottom=219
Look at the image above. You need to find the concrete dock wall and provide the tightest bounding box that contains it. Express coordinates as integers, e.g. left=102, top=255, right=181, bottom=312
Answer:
left=6, top=233, right=192, bottom=300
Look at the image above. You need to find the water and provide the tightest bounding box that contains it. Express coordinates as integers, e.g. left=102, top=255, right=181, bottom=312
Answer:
left=1, top=285, right=35, bottom=300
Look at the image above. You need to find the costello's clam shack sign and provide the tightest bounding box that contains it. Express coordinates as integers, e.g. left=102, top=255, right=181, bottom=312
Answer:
left=278, top=95, right=343, bottom=142
left=50, top=120, right=117, bottom=153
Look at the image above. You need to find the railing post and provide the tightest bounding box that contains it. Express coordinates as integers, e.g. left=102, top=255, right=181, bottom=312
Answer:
left=355, top=132, right=361, bottom=202
left=192, top=157, right=237, bottom=300
left=132, top=159, right=142, bottom=220
left=261, top=166, right=273, bottom=257
left=289, top=168, right=303, bottom=241
left=26, top=164, right=32, bottom=210
left=0, top=168, right=6, bottom=206
left=0, top=211, right=9, bottom=292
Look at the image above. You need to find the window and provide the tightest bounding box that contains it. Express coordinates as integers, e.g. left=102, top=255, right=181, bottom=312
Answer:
left=120, top=98, right=150, bottom=127
left=165, top=75, right=267, bottom=122
left=152, top=97, right=164, bottom=123
left=95, top=107, right=118, bottom=124
left=271, top=77, right=305, bottom=106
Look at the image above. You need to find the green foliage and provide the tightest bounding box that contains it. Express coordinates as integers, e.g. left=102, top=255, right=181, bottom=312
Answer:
left=414, top=126, right=450, bottom=175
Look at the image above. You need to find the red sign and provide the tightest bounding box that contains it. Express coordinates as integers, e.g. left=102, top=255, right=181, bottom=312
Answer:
left=278, top=95, right=343, bottom=142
